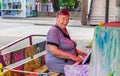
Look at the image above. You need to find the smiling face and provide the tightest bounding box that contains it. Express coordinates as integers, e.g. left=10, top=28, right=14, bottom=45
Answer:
left=56, top=9, right=70, bottom=29
left=56, top=14, right=70, bottom=29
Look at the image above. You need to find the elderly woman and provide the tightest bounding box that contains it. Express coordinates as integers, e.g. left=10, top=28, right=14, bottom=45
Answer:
left=46, top=9, right=87, bottom=75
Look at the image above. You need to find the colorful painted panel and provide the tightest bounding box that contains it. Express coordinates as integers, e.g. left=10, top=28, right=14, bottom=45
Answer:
left=0, top=52, right=13, bottom=67
left=24, top=58, right=40, bottom=71
left=39, top=55, right=46, bottom=66
left=12, top=48, right=25, bottom=69
left=25, top=73, right=38, bottom=76
left=12, top=48, right=25, bottom=76
left=38, top=41, right=46, bottom=52
left=90, top=26, right=120, bottom=76
left=25, top=45, right=36, bottom=58
left=2, top=41, right=46, bottom=76
left=34, top=41, right=46, bottom=66
left=34, top=44, right=41, bottom=53
left=4, top=71, right=11, bottom=76
left=34, top=41, right=46, bottom=53
left=11, top=71, right=23, bottom=76
left=24, top=45, right=40, bottom=71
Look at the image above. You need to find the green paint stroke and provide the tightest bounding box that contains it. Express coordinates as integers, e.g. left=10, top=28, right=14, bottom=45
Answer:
left=109, top=71, right=114, bottom=76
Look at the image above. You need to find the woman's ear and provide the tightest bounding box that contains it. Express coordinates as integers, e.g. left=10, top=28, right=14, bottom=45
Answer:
left=56, top=15, right=60, bottom=21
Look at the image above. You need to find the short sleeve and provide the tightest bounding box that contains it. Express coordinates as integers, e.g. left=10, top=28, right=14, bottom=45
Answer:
left=46, top=27, right=60, bottom=47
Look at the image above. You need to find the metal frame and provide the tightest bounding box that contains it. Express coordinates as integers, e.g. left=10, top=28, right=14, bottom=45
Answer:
left=0, top=34, right=46, bottom=54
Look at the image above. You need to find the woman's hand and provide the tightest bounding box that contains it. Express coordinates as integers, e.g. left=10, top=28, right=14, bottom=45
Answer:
left=80, top=51, right=87, bottom=58
left=76, top=49, right=87, bottom=58
left=70, top=55, right=84, bottom=62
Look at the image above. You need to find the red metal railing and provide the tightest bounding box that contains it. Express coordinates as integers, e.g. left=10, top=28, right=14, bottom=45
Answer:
left=0, top=34, right=46, bottom=54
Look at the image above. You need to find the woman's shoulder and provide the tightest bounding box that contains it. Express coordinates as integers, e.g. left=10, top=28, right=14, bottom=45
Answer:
left=48, top=25, right=60, bottom=33
left=47, top=26, right=61, bottom=37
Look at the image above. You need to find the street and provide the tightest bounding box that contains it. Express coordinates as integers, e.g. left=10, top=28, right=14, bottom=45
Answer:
left=0, top=17, right=94, bottom=52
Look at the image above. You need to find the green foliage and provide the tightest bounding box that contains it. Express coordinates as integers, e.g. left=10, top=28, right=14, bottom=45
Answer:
left=40, top=0, right=47, bottom=3
left=59, top=0, right=75, bottom=10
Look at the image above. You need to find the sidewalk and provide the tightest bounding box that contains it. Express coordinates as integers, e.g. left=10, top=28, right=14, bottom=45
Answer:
left=0, top=17, right=94, bottom=51
left=0, top=17, right=84, bottom=27
left=0, top=17, right=94, bottom=41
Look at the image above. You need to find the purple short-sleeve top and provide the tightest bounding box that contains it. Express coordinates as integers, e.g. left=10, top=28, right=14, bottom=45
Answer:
left=46, top=24, right=77, bottom=73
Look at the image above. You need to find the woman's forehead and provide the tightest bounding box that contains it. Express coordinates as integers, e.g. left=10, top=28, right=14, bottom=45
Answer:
left=58, top=15, right=70, bottom=18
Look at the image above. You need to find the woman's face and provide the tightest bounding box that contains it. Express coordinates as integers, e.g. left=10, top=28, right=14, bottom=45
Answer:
left=57, top=15, right=70, bottom=29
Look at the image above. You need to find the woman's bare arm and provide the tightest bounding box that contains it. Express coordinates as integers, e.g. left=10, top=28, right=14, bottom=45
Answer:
left=48, top=44, right=83, bottom=62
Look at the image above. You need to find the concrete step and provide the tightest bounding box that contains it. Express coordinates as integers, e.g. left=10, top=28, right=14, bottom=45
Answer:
left=89, top=0, right=116, bottom=25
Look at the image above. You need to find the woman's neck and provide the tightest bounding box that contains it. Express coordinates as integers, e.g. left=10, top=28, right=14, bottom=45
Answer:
left=56, top=24, right=65, bottom=30
left=56, top=24, right=68, bottom=34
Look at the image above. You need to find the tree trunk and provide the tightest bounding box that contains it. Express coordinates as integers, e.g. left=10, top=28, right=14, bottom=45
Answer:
left=81, top=0, right=88, bottom=25
left=74, top=0, right=80, bottom=9
left=52, top=0, right=60, bottom=11
left=116, top=0, right=120, bottom=21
